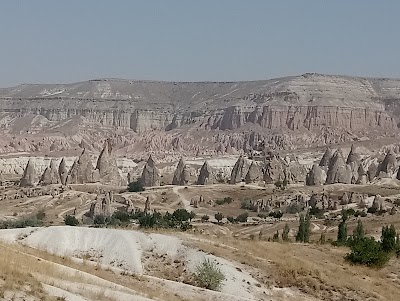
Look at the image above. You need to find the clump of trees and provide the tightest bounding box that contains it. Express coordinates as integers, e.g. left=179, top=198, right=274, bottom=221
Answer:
left=127, top=180, right=145, bottom=192
left=0, top=217, right=43, bottom=229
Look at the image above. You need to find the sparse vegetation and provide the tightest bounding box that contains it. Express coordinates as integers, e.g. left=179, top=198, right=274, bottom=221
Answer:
left=194, top=258, right=225, bottom=291
left=215, top=197, right=233, bottom=205
left=214, top=212, right=224, bottom=223
left=296, top=213, right=310, bottom=243
left=127, top=180, right=145, bottom=192
left=0, top=217, right=43, bottom=229
left=64, top=215, right=79, bottom=226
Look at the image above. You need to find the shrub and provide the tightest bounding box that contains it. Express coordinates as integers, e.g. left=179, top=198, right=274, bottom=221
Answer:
left=64, top=215, right=79, bottom=226
left=112, top=211, right=131, bottom=223
left=0, top=217, right=43, bottom=229
left=214, top=212, right=224, bottom=223
left=201, top=215, right=210, bottom=222
left=172, top=209, right=191, bottom=222
left=36, top=210, right=46, bottom=220
left=346, top=237, right=390, bottom=268
left=226, top=216, right=235, bottom=223
left=128, top=180, right=144, bottom=192
left=195, top=258, right=225, bottom=291
left=215, top=197, right=233, bottom=205
left=235, top=212, right=248, bottom=223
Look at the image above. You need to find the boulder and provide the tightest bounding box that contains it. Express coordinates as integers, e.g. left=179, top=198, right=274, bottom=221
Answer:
left=197, top=161, right=213, bottom=185
left=20, top=160, right=38, bottom=187
left=306, top=164, right=326, bottom=186
left=172, top=157, right=190, bottom=185
left=140, top=155, right=161, bottom=187
left=40, top=159, right=60, bottom=185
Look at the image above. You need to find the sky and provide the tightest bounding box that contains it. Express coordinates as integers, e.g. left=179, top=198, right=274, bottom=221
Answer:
left=0, top=0, right=399, bottom=86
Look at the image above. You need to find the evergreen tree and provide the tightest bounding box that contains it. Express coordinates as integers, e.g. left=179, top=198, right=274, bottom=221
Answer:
left=337, top=220, right=348, bottom=245
left=353, top=219, right=365, bottom=241
left=296, top=214, right=306, bottom=242
left=381, top=224, right=397, bottom=253
left=304, top=212, right=311, bottom=243
left=282, top=223, right=290, bottom=242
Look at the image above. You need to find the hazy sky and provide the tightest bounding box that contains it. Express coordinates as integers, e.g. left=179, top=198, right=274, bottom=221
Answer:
left=1, top=0, right=399, bottom=86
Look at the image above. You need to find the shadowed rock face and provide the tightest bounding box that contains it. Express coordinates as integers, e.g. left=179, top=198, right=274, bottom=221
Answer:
left=20, top=160, right=38, bottom=187
left=67, top=149, right=97, bottom=184
left=197, top=161, right=213, bottom=185
left=172, top=158, right=189, bottom=185
left=377, top=150, right=397, bottom=177
left=40, top=159, right=60, bottom=185
left=89, top=191, right=114, bottom=218
left=306, top=164, right=326, bottom=186
left=245, top=162, right=262, bottom=184
left=319, top=148, right=333, bottom=167
left=140, top=156, right=160, bottom=187
left=58, top=158, right=68, bottom=185
left=325, top=149, right=351, bottom=184
left=95, top=139, right=122, bottom=186
left=346, top=145, right=361, bottom=165
left=230, top=155, right=248, bottom=184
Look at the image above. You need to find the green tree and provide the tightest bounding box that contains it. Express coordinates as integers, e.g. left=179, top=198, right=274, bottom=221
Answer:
left=189, top=211, right=196, bottom=222
left=346, top=237, right=389, bottom=268
left=381, top=224, right=397, bottom=253
left=64, top=215, right=79, bottom=226
left=353, top=219, right=365, bottom=241
left=337, top=220, right=348, bottom=245
left=304, top=212, right=311, bottom=242
left=296, top=214, right=310, bottom=243
left=282, top=223, right=290, bottom=242
left=201, top=215, right=210, bottom=222
left=214, top=212, right=224, bottom=223
left=172, top=209, right=191, bottom=222
left=128, top=180, right=145, bottom=192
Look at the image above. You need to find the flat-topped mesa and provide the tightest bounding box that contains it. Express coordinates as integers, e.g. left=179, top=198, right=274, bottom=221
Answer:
left=306, top=164, right=326, bottom=186
left=377, top=149, right=398, bottom=177
left=346, top=144, right=361, bottom=165
left=325, top=148, right=351, bottom=184
left=58, top=158, right=68, bottom=185
left=197, top=161, right=213, bottom=185
left=20, top=159, right=38, bottom=187
left=140, top=155, right=161, bottom=187
left=229, top=155, right=247, bottom=184
left=95, top=139, right=123, bottom=186
left=172, top=157, right=189, bottom=185
left=245, top=162, right=263, bottom=184
left=40, top=159, right=61, bottom=185
left=319, top=148, right=333, bottom=167
left=67, top=148, right=97, bottom=184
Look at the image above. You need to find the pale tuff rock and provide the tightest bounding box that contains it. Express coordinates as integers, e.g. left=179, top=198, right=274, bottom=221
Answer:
left=377, top=149, right=397, bottom=177
left=140, top=155, right=160, bottom=187
left=230, top=155, right=247, bottom=184
left=325, top=149, right=351, bottom=184
left=340, top=192, right=350, bottom=205
left=319, top=148, right=333, bottom=167
left=95, top=139, right=122, bottom=186
left=67, top=149, right=97, bottom=184
left=263, top=154, right=285, bottom=184
left=88, top=191, right=114, bottom=218
left=245, top=162, right=262, bottom=184
left=346, top=144, right=361, bottom=164
left=58, top=158, right=68, bottom=185
left=286, top=163, right=307, bottom=184
left=397, top=167, right=400, bottom=180
left=172, top=157, right=189, bottom=185
left=371, top=195, right=382, bottom=211
left=197, top=161, right=213, bottom=185
left=40, top=159, right=60, bottom=185
left=144, top=196, right=151, bottom=213
left=306, top=164, right=326, bottom=186
left=20, top=160, right=38, bottom=187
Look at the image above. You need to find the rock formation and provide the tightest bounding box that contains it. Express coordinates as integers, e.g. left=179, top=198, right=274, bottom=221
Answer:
left=245, top=162, right=262, bottom=184
left=67, top=149, right=97, bottom=184
left=319, top=148, right=333, bottom=167
left=368, top=163, right=378, bottom=182
left=172, top=157, right=189, bottom=185
left=40, top=159, right=60, bottom=185
left=58, top=158, right=68, bottom=185
left=346, top=144, right=361, bottom=165
left=88, top=191, right=114, bottom=218
left=325, top=149, right=351, bottom=184
left=306, top=164, right=326, bottom=186
left=230, top=155, right=247, bottom=184
left=140, top=155, right=161, bottom=187
left=356, top=164, right=368, bottom=184
left=20, top=160, right=38, bottom=187
left=263, top=154, right=286, bottom=184
left=377, top=150, right=397, bottom=177
left=197, top=161, right=213, bottom=185
left=95, top=139, right=122, bottom=186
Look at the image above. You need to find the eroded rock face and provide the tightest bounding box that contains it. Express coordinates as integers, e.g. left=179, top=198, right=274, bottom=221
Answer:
left=325, top=149, right=351, bottom=184
left=245, top=162, right=262, bottom=184
left=140, top=155, right=160, bottom=187
left=377, top=150, right=397, bottom=177
left=263, top=154, right=285, bottom=184
left=306, top=164, right=326, bottom=186
left=172, top=157, right=189, bottom=185
left=346, top=144, right=361, bottom=165
left=20, top=160, right=38, bottom=187
left=230, top=155, right=248, bottom=184
left=67, top=149, right=97, bottom=184
left=197, top=161, right=213, bottom=185
left=88, top=191, right=114, bottom=218
left=40, top=159, right=60, bottom=185
left=58, top=158, right=68, bottom=185
left=319, top=148, right=333, bottom=167
left=368, top=163, right=378, bottom=182
left=95, top=139, right=122, bottom=186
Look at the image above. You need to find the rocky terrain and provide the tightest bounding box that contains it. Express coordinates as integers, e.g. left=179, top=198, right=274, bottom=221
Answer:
left=0, top=73, right=399, bottom=161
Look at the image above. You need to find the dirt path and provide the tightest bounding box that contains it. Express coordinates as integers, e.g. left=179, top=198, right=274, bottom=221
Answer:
left=172, top=186, right=193, bottom=211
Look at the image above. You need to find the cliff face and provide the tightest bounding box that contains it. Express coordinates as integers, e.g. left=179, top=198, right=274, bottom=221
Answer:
left=0, top=73, right=399, bottom=156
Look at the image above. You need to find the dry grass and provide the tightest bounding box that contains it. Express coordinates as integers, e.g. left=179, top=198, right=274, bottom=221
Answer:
left=184, top=233, right=400, bottom=301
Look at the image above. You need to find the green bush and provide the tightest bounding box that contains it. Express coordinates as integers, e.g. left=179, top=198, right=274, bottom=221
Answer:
left=195, top=258, right=225, bottom=291
left=0, top=217, right=43, bottom=229
left=214, top=212, right=223, bottom=223
left=64, top=215, right=79, bottom=226
left=215, top=197, right=233, bottom=205
left=235, top=212, right=248, bottom=223
left=346, top=237, right=390, bottom=268
left=128, top=180, right=145, bottom=192
left=201, top=215, right=210, bottom=222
